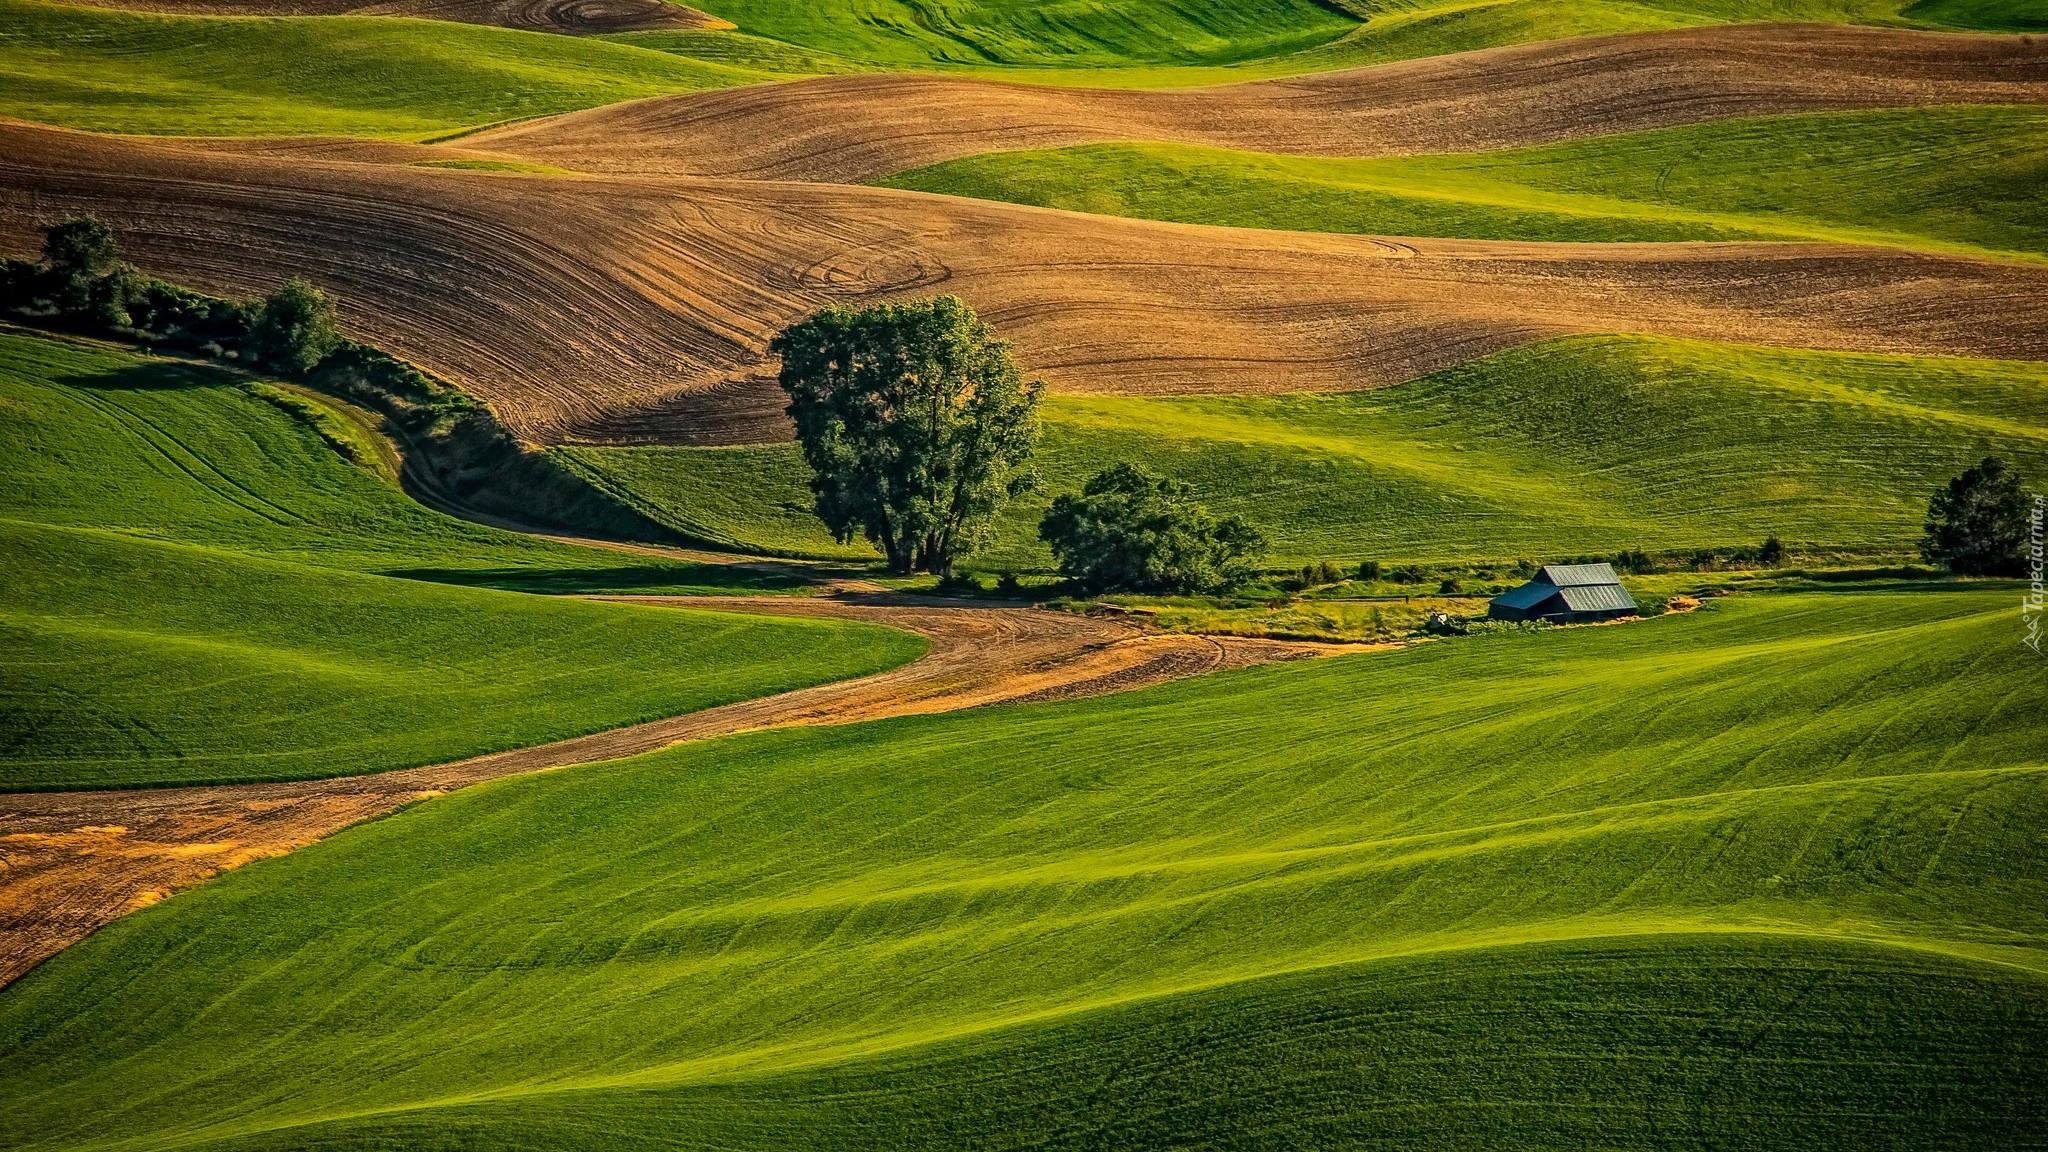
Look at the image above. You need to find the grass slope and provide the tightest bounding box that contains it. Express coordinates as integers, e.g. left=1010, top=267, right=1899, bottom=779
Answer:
left=558, top=335, right=2048, bottom=569
left=632, top=0, right=2030, bottom=82
left=0, top=332, right=922, bottom=788
left=880, top=107, right=2048, bottom=262
left=1, top=588, right=2041, bottom=1148
left=674, top=0, right=1359, bottom=69
left=0, top=0, right=767, bottom=137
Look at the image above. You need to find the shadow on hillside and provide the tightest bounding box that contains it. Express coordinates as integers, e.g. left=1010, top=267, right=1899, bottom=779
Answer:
left=381, top=563, right=813, bottom=596
left=55, top=360, right=238, bottom=392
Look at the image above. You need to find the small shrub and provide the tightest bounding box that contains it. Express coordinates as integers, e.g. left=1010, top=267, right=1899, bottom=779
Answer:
left=936, top=571, right=985, bottom=595
left=1357, top=559, right=1382, bottom=582
left=1040, top=464, right=1265, bottom=595
left=1609, top=548, right=1656, bottom=575
left=1759, top=535, right=1785, bottom=566
left=1688, top=549, right=1719, bottom=572
left=1438, top=577, right=1463, bottom=594
left=995, top=571, right=1024, bottom=597
left=1390, top=564, right=1428, bottom=584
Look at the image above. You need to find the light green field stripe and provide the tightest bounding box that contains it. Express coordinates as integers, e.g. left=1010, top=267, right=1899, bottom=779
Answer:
left=880, top=108, right=2048, bottom=263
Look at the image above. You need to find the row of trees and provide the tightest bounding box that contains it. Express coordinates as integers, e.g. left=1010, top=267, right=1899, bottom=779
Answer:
left=5, top=217, right=343, bottom=376
left=5, top=216, right=477, bottom=443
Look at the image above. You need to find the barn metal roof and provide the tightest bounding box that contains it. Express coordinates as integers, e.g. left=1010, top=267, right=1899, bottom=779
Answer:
left=1557, top=582, right=1637, bottom=613
left=1536, top=562, right=1623, bottom=587
left=1491, top=561, right=1637, bottom=617
left=1491, top=582, right=1564, bottom=611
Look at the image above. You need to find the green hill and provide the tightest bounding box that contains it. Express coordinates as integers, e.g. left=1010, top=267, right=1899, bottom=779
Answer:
left=673, top=0, right=1359, bottom=70
left=633, top=0, right=2034, bottom=82
left=557, top=335, right=2048, bottom=569
left=2, top=586, right=2039, bottom=1148
left=0, top=332, right=921, bottom=789
left=0, top=0, right=769, bottom=137
left=879, top=107, right=2048, bottom=263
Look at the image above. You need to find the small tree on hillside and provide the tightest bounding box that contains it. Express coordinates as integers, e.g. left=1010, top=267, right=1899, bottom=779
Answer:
left=771, top=296, right=1041, bottom=575
left=1922, top=456, right=2028, bottom=576
left=1039, top=464, right=1265, bottom=595
left=245, top=277, right=341, bottom=376
left=42, top=216, right=119, bottom=304
left=36, top=215, right=130, bottom=319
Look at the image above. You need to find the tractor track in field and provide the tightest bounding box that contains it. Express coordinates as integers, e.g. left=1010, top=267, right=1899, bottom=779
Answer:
left=0, top=590, right=1352, bottom=990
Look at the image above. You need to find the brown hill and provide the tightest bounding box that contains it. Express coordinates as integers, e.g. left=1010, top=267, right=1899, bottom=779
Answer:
left=472, top=24, right=2048, bottom=183
left=4, top=120, right=2044, bottom=446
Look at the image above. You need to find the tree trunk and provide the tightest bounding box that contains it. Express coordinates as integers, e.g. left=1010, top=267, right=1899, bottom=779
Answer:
left=883, top=534, right=912, bottom=575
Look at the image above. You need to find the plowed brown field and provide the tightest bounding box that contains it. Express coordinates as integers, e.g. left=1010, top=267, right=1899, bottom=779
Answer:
left=0, top=595, right=1344, bottom=989
left=473, top=25, right=2048, bottom=183
left=62, top=0, right=725, bottom=33
left=5, top=119, right=2045, bottom=445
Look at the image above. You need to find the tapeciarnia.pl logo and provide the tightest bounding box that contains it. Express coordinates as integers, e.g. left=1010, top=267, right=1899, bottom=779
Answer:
left=2027, top=493, right=2044, bottom=655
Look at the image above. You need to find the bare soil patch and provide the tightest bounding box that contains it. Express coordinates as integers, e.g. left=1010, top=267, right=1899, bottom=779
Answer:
left=0, top=594, right=1345, bottom=988
left=473, top=25, right=2048, bottom=183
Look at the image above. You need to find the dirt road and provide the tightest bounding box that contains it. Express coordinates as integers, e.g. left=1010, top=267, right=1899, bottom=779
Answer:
left=0, top=594, right=1350, bottom=988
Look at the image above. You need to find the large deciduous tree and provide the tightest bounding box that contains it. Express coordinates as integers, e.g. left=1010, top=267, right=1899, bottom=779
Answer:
left=1039, top=463, right=1266, bottom=595
left=1922, top=456, right=2029, bottom=576
left=771, top=296, right=1041, bottom=575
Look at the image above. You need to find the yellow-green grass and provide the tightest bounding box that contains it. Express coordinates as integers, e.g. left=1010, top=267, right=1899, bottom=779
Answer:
left=624, top=0, right=2029, bottom=85
left=556, top=335, right=2048, bottom=570
left=879, top=107, right=2048, bottom=263
left=0, top=332, right=922, bottom=788
left=0, top=0, right=770, bottom=137
left=1, top=588, right=2040, bottom=1148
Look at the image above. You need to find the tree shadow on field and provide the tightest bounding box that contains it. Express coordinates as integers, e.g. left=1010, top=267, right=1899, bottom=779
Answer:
left=1758, top=568, right=2019, bottom=595
left=56, top=360, right=239, bottom=393
left=382, top=563, right=814, bottom=596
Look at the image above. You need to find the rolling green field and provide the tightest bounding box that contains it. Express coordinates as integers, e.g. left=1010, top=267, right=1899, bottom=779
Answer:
left=558, top=335, right=2048, bottom=569
left=880, top=107, right=2048, bottom=262
left=637, top=0, right=2035, bottom=82
left=674, top=0, right=1359, bottom=69
left=0, top=332, right=921, bottom=789
left=2, top=587, right=2040, bottom=1148
left=0, top=0, right=768, bottom=137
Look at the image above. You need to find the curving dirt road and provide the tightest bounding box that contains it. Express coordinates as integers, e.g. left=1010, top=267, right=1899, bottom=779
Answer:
left=0, top=593, right=1352, bottom=989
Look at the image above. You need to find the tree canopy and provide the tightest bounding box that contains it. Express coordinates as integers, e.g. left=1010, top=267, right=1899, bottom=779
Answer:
left=771, top=296, right=1041, bottom=575
left=1039, top=464, right=1265, bottom=595
left=245, top=277, right=341, bottom=376
left=1922, top=455, right=2029, bottom=576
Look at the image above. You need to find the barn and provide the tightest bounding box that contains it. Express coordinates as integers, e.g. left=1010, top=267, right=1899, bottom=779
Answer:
left=1488, top=562, right=1639, bottom=623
